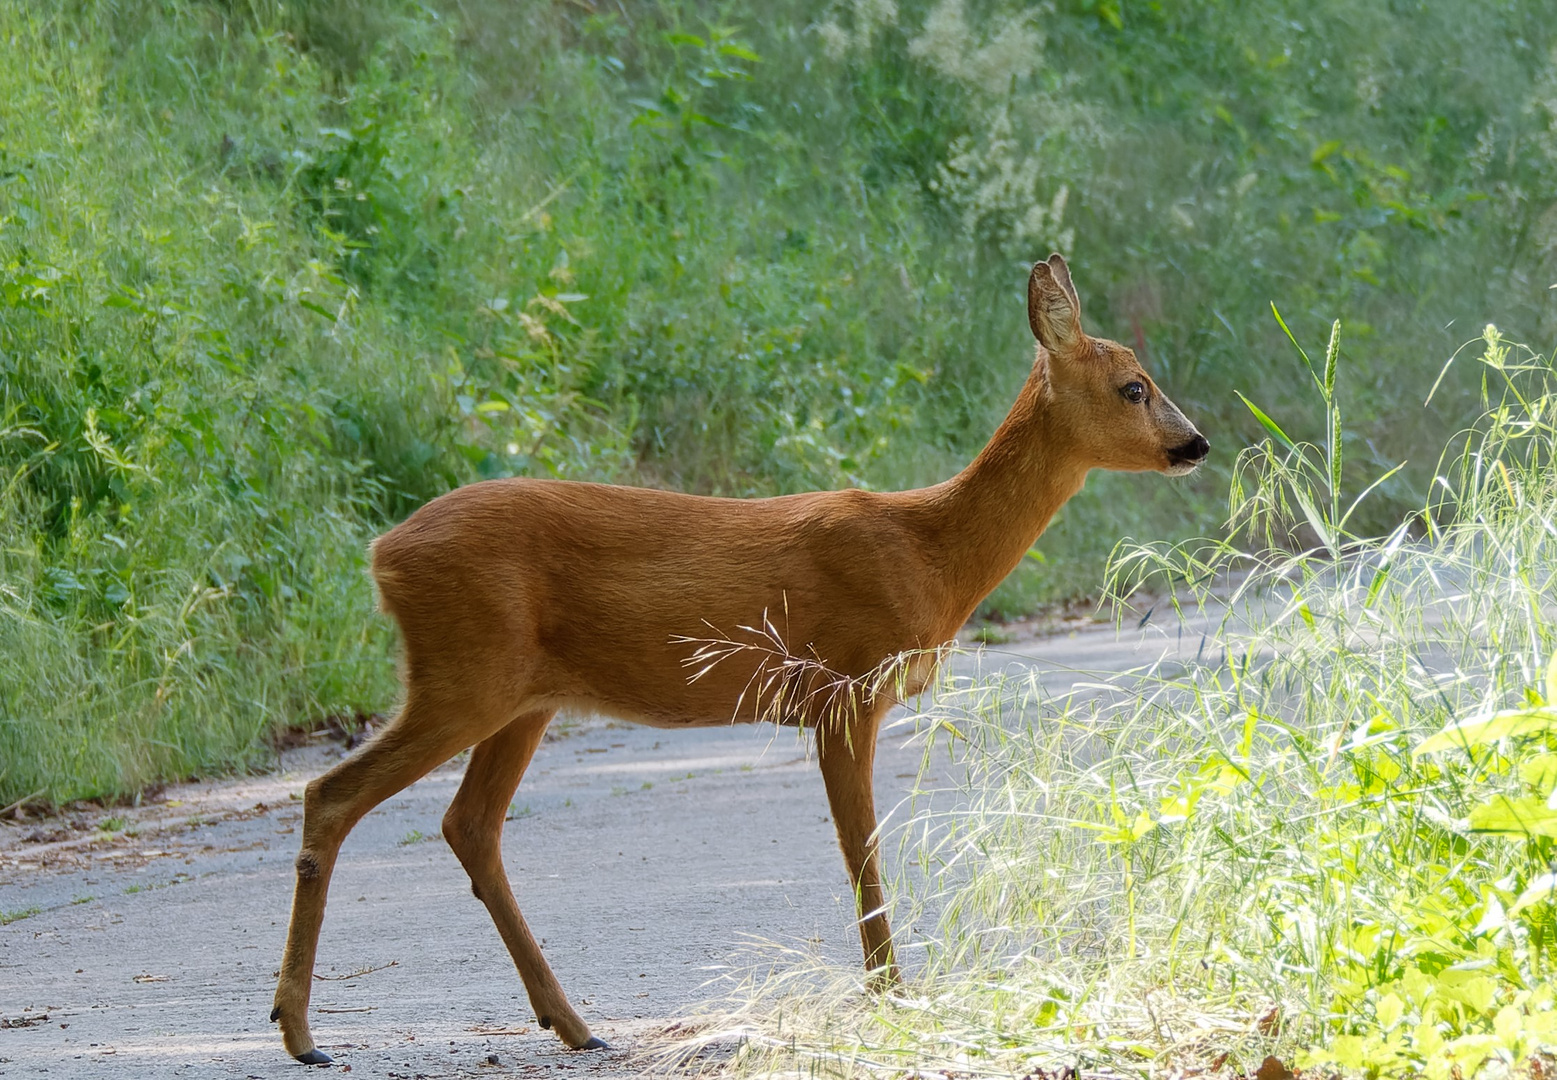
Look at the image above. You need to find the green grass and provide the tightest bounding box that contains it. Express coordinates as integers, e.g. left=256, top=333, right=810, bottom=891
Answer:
left=0, top=906, right=41, bottom=925
left=698, top=327, right=1557, bottom=1078
left=3, top=0, right=1555, bottom=804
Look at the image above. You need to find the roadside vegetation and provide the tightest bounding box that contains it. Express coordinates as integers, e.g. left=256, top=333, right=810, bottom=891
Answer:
left=3, top=0, right=1555, bottom=808
left=701, top=326, right=1557, bottom=1079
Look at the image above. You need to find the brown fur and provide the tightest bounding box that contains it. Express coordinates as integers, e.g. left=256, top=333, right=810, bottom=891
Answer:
left=269, top=255, right=1207, bottom=1061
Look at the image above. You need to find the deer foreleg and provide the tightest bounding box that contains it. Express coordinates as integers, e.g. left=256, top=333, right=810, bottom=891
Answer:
left=817, top=700, right=900, bottom=987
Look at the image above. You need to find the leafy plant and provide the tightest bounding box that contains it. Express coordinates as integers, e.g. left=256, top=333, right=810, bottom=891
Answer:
left=695, top=322, right=1557, bottom=1079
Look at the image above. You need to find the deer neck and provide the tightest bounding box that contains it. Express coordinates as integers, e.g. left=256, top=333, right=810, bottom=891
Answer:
left=926, top=359, right=1091, bottom=608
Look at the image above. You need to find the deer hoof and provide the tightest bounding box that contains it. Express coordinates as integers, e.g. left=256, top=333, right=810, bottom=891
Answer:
left=269, top=1006, right=282, bottom=1022
left=295, top=1048, right=334, bottom=1065
left=575, top=1036, right=610, bottom=1051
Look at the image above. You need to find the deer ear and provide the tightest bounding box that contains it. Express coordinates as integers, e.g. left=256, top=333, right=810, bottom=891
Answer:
left=1027, top=255, right=1082, bottom=354
left=1046, top=253, right=1081, bottom=316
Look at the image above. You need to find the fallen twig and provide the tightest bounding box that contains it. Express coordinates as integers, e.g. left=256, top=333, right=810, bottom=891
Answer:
left=0, top=791, right=45, bottom=820
left=313, top=960, right=399, bottom=981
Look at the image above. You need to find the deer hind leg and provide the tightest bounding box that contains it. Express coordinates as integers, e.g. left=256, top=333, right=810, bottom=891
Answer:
left=816, top=697, right=900, bottom=987
left=271, top=692, right=507, bottom=1064
left=441, top=711, right=607, bottom=1051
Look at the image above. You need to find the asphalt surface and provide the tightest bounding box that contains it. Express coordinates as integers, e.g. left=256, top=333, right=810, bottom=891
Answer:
left=0, top=606, right=1220, bottom=1078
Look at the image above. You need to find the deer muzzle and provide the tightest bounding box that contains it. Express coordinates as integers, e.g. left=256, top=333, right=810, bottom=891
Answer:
left=1165, top=434, right=1210, bottom=474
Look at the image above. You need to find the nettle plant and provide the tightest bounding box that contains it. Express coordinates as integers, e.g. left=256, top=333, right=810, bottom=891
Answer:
left=1342, top=652, right=1557, bottom=1080
left=1315, top=337, right=1557, bottom=1080
left=1101, top=322, right=1557, bottom=1079
left=1295, top=646, right=1557, bottom=1080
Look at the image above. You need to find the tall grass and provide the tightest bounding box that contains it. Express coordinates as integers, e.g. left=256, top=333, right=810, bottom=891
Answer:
left=0, top=0, right=948, bottom=802
left=699, top=325, right=1557, bottom=1079
left=4, top=0, right=1556, bottom=803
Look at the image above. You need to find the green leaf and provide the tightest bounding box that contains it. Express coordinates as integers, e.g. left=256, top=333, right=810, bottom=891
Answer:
left=298, top=298, right=336, bottom=321
left=1343, top=464, right=1408, bottom=537
left=1311, top=139, right=1343, bottom=165
left=1328, top=1034, right=1367, bottom=1069
left=1377, top=992, right=1405, bottom=1031
left=1468, top=795, right=1557, bottom=838
left=1292, top=487, right=1334, bottom=552
left=1364, top=522, right=1410, bottom=608
left=1520, top=754, right=1557, bottom=794
left=718, top=44, right=761, bottom=61
left=1414, top=707, right=1557, bottom=755
left=1235, top=391, right=1295, bottom=450
left=1271, top=303, right=1323, bottom=395
left=1239, top=709, right=1258, bottom=760
left=1435, top=972, right=1498, bottom=1013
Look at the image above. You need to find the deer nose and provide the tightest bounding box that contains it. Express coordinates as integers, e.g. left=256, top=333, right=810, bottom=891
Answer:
left=1170, top=434, right=1210, bottom=465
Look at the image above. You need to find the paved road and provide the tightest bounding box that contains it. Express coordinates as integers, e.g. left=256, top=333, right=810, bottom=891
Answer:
left=0, top=609, right=1218, bottom=1077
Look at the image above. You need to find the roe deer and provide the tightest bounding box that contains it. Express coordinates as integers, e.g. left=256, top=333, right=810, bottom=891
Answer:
left=270, top=253, right=1208, bottom=1063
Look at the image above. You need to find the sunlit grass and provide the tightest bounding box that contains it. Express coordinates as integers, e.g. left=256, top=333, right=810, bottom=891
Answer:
left=696, top=328, right=1557, bottom=1079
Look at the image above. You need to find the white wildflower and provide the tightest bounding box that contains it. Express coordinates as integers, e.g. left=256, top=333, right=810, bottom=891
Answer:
left=909, top=0, right=1041, bottom=96
left=817, top=19, right=852, bottom=61
left=907, top=0, right=974, bottom=84
left=1470, top=124, right=1496, bottom=177
left=852, top=0, right=898, bottom=39
left=901, top=1, right=1091, bottom=256
left=815, top=0, right=897, bottom=59
left=1529, top=46, right=1557, bottom=166
left=1356, top=71, right=1382, bottom=112
left=969, top=15, right=1042, bottom=95
left=932, top=104, right=1071, bottom=255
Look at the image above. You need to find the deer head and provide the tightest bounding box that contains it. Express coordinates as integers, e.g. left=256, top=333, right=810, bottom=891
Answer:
left=1027, top=253, right=1208, bottom=476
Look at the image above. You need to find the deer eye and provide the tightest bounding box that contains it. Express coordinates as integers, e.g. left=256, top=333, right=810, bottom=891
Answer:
left=1121, top=381, right=1147, bottom=403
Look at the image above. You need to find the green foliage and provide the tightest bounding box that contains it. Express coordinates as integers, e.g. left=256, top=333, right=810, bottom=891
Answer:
left=1294, top=658, right=1557, bottom=1079
left=709, top=326, right=1557, bottom=1079
left=4, top=0, right=1557, bottom=802
left=1123, top=325, right=1557, bottom=1079
left=0, top=0, right=939, bottom=803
